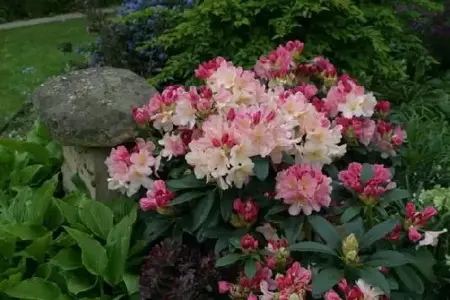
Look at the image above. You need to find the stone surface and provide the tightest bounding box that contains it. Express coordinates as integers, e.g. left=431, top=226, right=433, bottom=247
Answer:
left=33, top=67, right=157, bottom=147
left=61, top=146, right=121, bottom=202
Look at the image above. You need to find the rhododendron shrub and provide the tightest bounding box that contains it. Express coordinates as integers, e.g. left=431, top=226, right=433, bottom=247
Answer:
left=105, top=41, right=445, bottom=299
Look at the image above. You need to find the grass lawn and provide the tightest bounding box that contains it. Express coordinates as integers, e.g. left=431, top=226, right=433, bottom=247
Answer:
left=0, top=18, right=94, bottom=133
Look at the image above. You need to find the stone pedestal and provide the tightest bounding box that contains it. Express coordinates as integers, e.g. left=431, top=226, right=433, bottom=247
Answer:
left=32, top=67, right=157, bottom=201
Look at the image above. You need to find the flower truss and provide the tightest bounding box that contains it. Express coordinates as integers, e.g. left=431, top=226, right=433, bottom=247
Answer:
left=106, top=41, right=445, bottom=299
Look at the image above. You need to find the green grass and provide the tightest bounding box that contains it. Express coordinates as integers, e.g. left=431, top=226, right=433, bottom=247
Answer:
left=0, top=18, right=94, bottom=131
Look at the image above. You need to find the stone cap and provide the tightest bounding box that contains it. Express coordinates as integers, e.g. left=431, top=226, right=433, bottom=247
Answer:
left=33, top=67, right=157, bottom=147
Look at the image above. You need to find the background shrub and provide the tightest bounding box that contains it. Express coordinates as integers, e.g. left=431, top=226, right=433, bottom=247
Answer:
left=149, top=0, right=441, bottom=89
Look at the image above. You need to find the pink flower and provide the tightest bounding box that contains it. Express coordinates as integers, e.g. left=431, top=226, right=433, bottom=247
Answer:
left=159, top=133, right=186, bottom=160
left=313, top=56, right=337, bottom=77
left=240, top=234, right=259, bottom=251
left=139, top=180, right=175, bottom=211
left=373, top=121, right=406, bottom=156
left=195, top=57, right=228, bottom=80
left=233, top=198, right=259, bottom=223
left=111, top=145, right=131, bottom=164
left=275, top=262, right=311, bottom=299
left=254, top=41, right=303, bottom=79
left=275, top=164, right=332, bottom=215
left=408, top=226, right=422, bottom=242
left=218, top=281, right=232, bottom=294
left=247, top=295, right=258, bottom=300
left=325, top=290, right=342, bottom=300
left=132, top=106, right=150, bottom=125
left=375, top=101, right=391, bottom=117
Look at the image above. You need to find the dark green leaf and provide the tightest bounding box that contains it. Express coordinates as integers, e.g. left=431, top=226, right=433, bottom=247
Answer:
left=382, top=189, right=410, bottom=204
left=215, top=237, right=229, bottom=255
left=4, top=278, right=62, bottom=300
left=341, top=217, right=365, bottom=240
left=283, top=216, right=303, bottom=244
left=192, top=190, right=216, bottom=231
left=215, top=253, right=243, bottom=267
left=394, top=265, right=424, bottom=295
left=220, top=189, right=237, bottom=222
left=64, top=227, right=108, bottom=276
left=79, top=198, right=114, bottom=240
left=265, top=204, right=287, bottom=216
left=281, top=152, right=295, bottom=165
left=312, top=267, right=344, bottom=296
left=358, top=267, right=390, bottom=296
left=166, top=174, right=208, bottom=191
left=24, top=233, right=52, bottom=262
left=360, top=219, right=398, bottom=249
left=252, top=156, right=269, bottom=181
left=62, top=269, right=97, bottom=295
left=402, top=248, right=437, bottom=282
left=55, top=199, right=79, bottom=226
left=360, top=163, right=374, bottom=184
left=244, top=260, right=257, bottom=279
left=0, top=236, right=16, bottom=257
left=308, top=215, right=341, bottom=249
left=289, top=242, right=338, bottom=257
left=366, top=250, right=409, bottom=268
left=340, top=206, right=361, bottom=223
left=51, top=248, right=82, bottom=271
left=169, top=191, right=206, bottom=206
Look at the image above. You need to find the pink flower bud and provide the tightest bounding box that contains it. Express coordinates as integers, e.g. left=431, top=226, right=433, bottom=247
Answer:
left=218, top=281, right=231, bottom=294
left=240, top=234, right=259, bottom=251
left=421, top=206, right=438, bottom=222
left=325, top=290, right=342, bottom=300
left=408, top=226, right=422, bottom=242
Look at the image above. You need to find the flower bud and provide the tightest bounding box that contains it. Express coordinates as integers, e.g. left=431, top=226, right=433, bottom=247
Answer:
left=342, top=233, right=359, bottom=263
left=240, top=234, right=259, bottom=251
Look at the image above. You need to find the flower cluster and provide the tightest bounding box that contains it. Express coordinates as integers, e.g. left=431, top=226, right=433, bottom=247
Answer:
left=339, top=163, right=396, bottom=205
left=325, top=279, right=386, bottom=300
left=388, top=202, right=446, bottom=246
left=105, top=139, right=157, bottom=196
left=275, top=164, right=332, bottom=215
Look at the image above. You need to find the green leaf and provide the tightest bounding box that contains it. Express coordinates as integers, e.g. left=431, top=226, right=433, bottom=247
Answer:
left=4, top=278, right=62, bottom=300
left=79, top=198, right=114, bottom=240
left=289, top=242, right=338, bottom=257
left=55, top=199, right=79, bottom=226
left=215, top=237, right=229, bottom=255
left=64, top=227, right=108, bottom=276
left=215, top=253, right=243, bottom=267
left=359, top=219, right=398, bottom=249
left=281, top=152, right=295, bottom=165
left=34, top=263, right=53, bottom=280
left=308, top=215, right=341, bottom=249
left=3, top=223, right=48, bottom=240
left=220, top=189, right=237, bottom=222
left=168, top=191, right=206, bottom=206
left=192, top=190, right=216, bottom=231
left=51, top=248, right=82, bottom=271
left=123, top=273, right=139, bottom=294
left=244, top=260, right=257, bottom=279
left=402, top=248, right=437, bottom=282
left=12, top=164, right=44, bottom=186
left=27, top=175, right=58, bottom=225
left=360, top=163, right=374, bottom=184
left=0, top=273, right=22, bottom=292
left=62, top=269, right=97, bottom=295
left=340, top=206, right=361, bottom=223
left=0, top=236, right=16, bottom=257
left=0, top=139, right=51, bottom=164
left=283, top=216, right=303, bottom=244
left=166, top=174, right=208, bottom=191
left=252, top=156, right=269, bottom=181
left=382, top=189, right=410, bottom=204
left=341, top=217, right=365, bottom=240
left=104, top=209, right=137, bottom=286
left=266, top=204, right=287, bottom=216
left=394, top=265, right=424, bottom=295
left=366, top=250, right=409, bottom=268
left=312, top=267, right=343, bottom=296
left=358, top=267, right=390, bottom=296
left=24, top=233, right=52, bottom=262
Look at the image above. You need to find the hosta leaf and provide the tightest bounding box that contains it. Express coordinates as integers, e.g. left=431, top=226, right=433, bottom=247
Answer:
left=79, top=198, right=114, bottom=240
left=51, top=248, right=82, bottom=271
left=64, top=227, right=108, bottom=276
left=62, top=269, right=97, bottom=295
left=24, top=233, right=52, bottom=262
left=289, top=242, right=338, bottom=257
left=4, top=278, right=61, bottom=300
